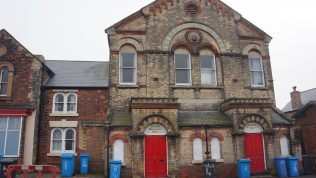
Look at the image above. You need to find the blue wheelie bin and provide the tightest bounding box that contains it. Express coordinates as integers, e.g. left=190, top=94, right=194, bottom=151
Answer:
left=237, top=158, right=250, bottom=178
left=275, top=156, right=288, bottom=177
left=61, top=153, right=75, bottom=177
left=80, top=154, right=90, bottom=174
left=286, top=156, right=299, bottom=177
left=110, top=160, right=122, bottom=178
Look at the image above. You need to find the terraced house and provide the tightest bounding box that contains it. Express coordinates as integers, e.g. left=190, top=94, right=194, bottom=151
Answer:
left=105, top=0, right=292, bottom=177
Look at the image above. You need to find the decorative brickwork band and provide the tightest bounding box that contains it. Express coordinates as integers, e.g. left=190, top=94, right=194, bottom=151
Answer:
left=238, top=114, right=271, bottom=131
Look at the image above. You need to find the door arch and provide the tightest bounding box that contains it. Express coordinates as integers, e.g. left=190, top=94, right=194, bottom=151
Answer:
left=244, top=122, right=266, bottom=173
left=144, top=123, right=168, bottom=177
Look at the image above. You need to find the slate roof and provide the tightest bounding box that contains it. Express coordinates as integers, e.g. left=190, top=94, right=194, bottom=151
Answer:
left=271, top=107, right=292, bottom=125
left=44, top=60, right=109, bottom=88
left=110, top=111, right=132, bottom=127
left=282, top=88, right=316, bottom=112
left=178, top=111, right=233, bottom=127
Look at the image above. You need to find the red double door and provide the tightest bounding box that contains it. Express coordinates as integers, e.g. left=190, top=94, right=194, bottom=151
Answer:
left=245, top=133, right=265, bottom=173
left=145, top=136, right=167, bottom=177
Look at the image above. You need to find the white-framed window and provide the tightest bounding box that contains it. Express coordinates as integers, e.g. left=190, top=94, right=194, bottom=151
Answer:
left=193, top=138, right=203, bottom=161
left=174, top=48, right=191, bottom=85
left=113, top=139, right=124, bottom=163
left=249, top=51, right=265, bottom=86
left=50, top=128, right=76, bottom=153
left=211, top=137, right=221, bottom=160
left=53, top=93, right=77, bottom=113
left=200, top=50, right=216, bottom=85
left=280, top=136, right=289, bottom=156
left=119, top=45, right=137, bottom=85
left=0, top=67, right=9, bottom=96
left=0, top=116, right=22, bottom=157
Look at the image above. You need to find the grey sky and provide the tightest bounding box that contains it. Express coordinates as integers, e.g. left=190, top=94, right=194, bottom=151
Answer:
left=1, top=0, right=316, bottom=109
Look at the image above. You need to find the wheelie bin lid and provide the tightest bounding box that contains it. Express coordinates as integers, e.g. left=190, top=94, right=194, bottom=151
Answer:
left=275, top=156, right=288, bottom=160
left=61, top=153, right=75, bottom=158
left=238, top=158, right=250, bottom=163
left=287, top=156, right=299, bottom=160
left=80, top=153, right=90, bottom=157
left=110, top=160, right=122, bottom=164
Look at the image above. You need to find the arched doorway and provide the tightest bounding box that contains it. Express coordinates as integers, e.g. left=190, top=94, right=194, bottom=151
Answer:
left=244, top=122, right=266, bottom=173
left=144, top=123, right=168, bottom=177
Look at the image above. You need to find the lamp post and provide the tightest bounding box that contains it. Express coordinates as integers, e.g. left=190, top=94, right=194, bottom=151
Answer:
left=105, top=120, right=111, bottom=178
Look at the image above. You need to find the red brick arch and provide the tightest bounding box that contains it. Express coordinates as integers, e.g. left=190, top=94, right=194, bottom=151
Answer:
left=276, top=129, right=288, bottom=139
left=208, top=131, right=224, bottom=141
left=109, top=134, right=129, bottom=144
left=189, top=133, right=206, bottom=142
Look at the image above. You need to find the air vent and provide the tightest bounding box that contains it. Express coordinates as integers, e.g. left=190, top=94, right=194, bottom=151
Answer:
left=186, top=4, right=198, bottom=15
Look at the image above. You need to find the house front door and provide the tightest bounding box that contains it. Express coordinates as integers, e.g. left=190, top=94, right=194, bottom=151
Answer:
left=245, top=133, right=265, bottom=173
left=144, top=136, right=167, bottom=177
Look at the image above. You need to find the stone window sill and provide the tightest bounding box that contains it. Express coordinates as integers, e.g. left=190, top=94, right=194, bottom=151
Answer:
left=117, top=85, right=139, bottom=89
left=49, top=113, right=79, bottom=117
left=170, top=85, right=224, bottom=89
left=250, top=86, right=268, bottom=90
left=47, top=152, right=77, bottom=157
left=192, top=160, right=203, bottom=164
left=0, top=96, right=11, bottom=100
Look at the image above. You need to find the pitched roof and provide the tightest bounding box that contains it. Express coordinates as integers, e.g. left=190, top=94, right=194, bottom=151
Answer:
left=44, top=60, right=109, bottom=88
left=282, top=88, right=316, bottom=112
left=178, top=111, right=233, bottom=127
left=271, top=107, right=292, bottom=125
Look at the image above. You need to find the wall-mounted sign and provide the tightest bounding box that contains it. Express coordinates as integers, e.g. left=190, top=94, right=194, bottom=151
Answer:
left=144, top=123, right=167, bottom=136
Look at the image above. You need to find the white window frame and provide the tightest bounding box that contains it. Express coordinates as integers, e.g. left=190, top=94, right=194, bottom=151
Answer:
left=280, top=135, right=289, bottom=156
left=174, top=52, right=192, bottom=85
left=200, top=52, right=217, bottom=85
left=119, top=52, right=137, bottom=85
left=52, top=93, right=77, bottom=114
left=249, top=56, right=265, bottom=87
left=211, top=137, right=221, bottom=160
left=113, top=139, right=124, bottom=164
left=50, top=128, right=76, bottom=154
left=0, top=116, right=23, bottom=157
left=193, top=138, right=203, bottom=161
left=0, top=67, right=9, bottom=96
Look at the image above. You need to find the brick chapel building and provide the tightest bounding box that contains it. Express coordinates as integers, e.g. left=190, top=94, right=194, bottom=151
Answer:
left=105, top=0, right=292, bottom=177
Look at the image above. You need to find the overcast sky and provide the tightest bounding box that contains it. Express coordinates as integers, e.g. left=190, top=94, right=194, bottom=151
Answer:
left=1, top=0, right=316, bottom=109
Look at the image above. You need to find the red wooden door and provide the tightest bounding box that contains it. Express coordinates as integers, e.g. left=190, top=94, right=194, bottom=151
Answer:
left=245, top=133, right=265, bottom=173
left=145, top=136, right=167, bottom=177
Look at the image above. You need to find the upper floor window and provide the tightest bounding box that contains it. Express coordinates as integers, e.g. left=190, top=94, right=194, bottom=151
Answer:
left=53, top=93, right=77, bottom=113
left=0, top=67, right=9, bottom=96
left=193, top=138, right=203, bottom=161
left=211, top=137, right=221, bottom=160
left=200, top=50, right=216, bottom=85
left=174, top=48, right=191, bottom=85
left=51, top=128, right=76, bottom=153
left=249, top=51, right=265, bottom=86
left=119, top=45, right=137, bottom=85
left=0, top=116, right=22, bottom=157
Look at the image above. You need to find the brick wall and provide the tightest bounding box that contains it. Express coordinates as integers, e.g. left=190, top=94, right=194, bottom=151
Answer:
left=38, top=89, right=108, bottom=173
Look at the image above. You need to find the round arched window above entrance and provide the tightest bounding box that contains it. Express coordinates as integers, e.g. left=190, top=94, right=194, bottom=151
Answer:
left=244, top=122, right=263, bottom=133
left=144, top=123, right=167, bottom=136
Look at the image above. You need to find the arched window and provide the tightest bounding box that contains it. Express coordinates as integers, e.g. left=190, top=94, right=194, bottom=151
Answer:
left=193, top=138, right=203, bottom=161
left=113, top=139, right=124, bottom=163
left=67, top=94, right=77, bottom=112
left=249, top=50, right=265, bottom=86
left=0, top=67, right=9, bottom=96
left=200, top=49, right=216, bottom=85
left=211, top=137, right=221, bottom=160
left=51, top=128, right=76, bottom=153
left=174, top=48, right=191, bottom=85
left=53, top=93, right=77, bottom=113
left=54, top=94, right=64, bottom=112
left=119, top=44, right=137, bottom=85
left=280, top=136, right=289, bottom=156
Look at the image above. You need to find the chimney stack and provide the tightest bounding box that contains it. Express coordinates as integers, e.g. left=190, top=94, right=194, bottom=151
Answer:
left=290, top=86, right=303, bottom=110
